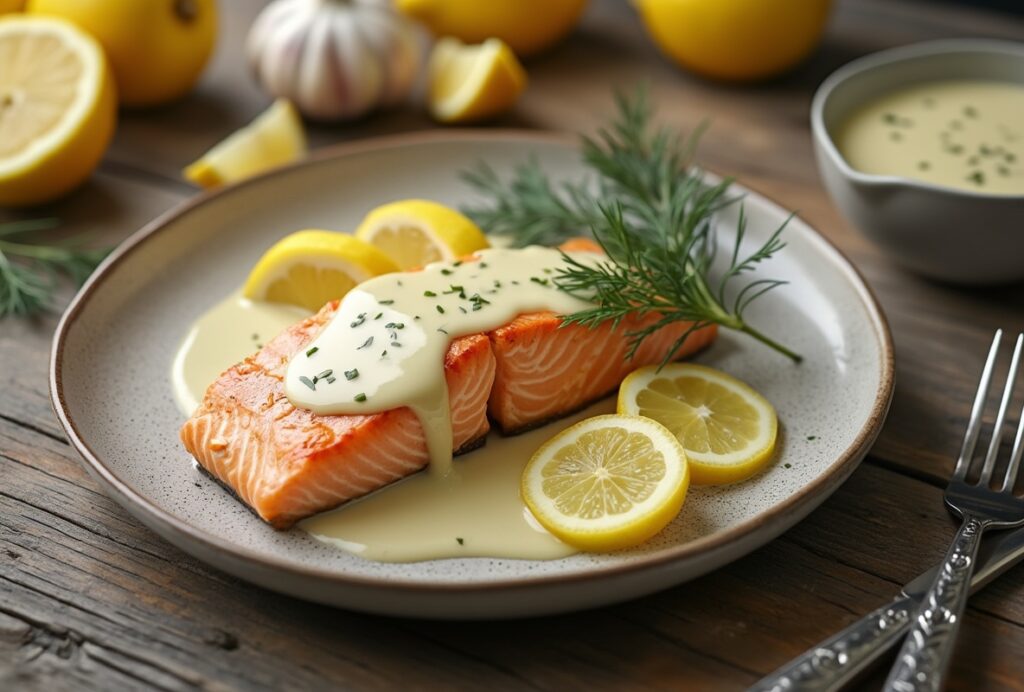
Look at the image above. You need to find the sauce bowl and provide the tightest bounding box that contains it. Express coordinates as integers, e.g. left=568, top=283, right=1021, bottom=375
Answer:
left=812, top=39, right=1024, bottom=284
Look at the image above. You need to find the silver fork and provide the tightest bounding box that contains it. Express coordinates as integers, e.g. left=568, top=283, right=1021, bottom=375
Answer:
left=884, top=330, right=1024, bottom=692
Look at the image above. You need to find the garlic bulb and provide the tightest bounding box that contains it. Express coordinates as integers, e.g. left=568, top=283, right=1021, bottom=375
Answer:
left=247, top=0, right=424, bottom=121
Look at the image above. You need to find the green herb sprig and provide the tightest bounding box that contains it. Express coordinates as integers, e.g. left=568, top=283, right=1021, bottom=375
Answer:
left=461, top=89, right=800, bottom=363
left=0, top=219, right=109, bottom=318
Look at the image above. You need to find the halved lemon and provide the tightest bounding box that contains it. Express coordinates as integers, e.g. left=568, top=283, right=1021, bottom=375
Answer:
left=618, top=363, right=777, bottom=485
left=0, top=16, right=116, bottom=207
left=521, top=414, right=689, bottom=551
left=427, top=37, right=527, bottom=124
left=243, top=230, right=399, bottom=312
left=184, top=99, right=306, bottom=189
left=355, top=199, right=489, bottom=270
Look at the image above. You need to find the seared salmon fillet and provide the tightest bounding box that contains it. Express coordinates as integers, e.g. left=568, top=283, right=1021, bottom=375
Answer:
left=488, top=315, right=717, bottom=433
left=181, top=239, right=717, bottom=529
left=181, top=301, right=495, bottom=528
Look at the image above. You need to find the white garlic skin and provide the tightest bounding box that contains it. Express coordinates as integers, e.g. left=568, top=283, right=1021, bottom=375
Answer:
left=247, top=0, right=424, bottom=121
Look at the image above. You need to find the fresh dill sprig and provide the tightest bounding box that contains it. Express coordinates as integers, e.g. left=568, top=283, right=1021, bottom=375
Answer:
left=461, top=88, right=801, bottom=363
left=0, top=218, right=110, bottom=318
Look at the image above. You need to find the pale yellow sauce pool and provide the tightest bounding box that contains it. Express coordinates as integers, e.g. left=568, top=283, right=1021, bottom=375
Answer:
left=836, top=80, right=1024, bottom=194
left=171, top=293, right=309, bottom=416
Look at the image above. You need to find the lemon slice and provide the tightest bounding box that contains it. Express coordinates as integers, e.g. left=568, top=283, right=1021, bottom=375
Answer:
left=355, top=199, right=489, bottom=270
left=521, top=414, right=689, bottom=551
left=618, top=364, right=778, bottom=485
left=427, top=37, right=527, bottom=124
left=0, top=16, right=116, bottom=207
left=243, top=230, right=399, bottom=312
left=184, top=99, right=306, bottom=189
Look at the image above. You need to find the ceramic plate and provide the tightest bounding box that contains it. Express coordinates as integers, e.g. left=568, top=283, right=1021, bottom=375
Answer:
left=50, top=132, right=894, bottom=619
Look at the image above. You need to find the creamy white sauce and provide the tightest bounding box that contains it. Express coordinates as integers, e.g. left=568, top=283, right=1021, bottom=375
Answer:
left=836, top=80, right=1024, bottom=194
left=284, top=246, right=597, bottom=475
left=299, top=402, right=614, bottom=562
left=171, top=293, right=310, bottom=416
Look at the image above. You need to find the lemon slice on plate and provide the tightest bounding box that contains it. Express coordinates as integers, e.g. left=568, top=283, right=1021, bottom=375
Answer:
left=0, top=16, right=116, bottom=207
left=184, top=99, right=306, bottom=189
left=521, top=414, right=689, bottom=551
left=618, top=363, right=778, bottom=485
left=243, top=230, right=399, bottom=312
left=355, top=199, right=489, bottom=270
left=427, top=37, right=527, bottom=124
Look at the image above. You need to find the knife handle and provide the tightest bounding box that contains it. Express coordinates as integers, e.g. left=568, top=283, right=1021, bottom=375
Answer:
left=749, top=596, right=915, bottom=692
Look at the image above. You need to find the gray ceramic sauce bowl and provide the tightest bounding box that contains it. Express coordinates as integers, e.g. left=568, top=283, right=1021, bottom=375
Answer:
left=812, top=39, right=1024, bottom=285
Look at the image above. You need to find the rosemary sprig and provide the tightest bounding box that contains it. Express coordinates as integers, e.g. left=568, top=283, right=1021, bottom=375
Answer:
left=461, top=89, right=801, bottom=363
left=0, top=218, right=110, bottom=318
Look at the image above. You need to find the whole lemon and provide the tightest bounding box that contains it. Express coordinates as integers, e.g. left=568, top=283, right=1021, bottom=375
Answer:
left=635, top=0, right=831, bottom=82
left=396, top=0, right=588, bottom=58
left=27, top=0, right=217, bottom=107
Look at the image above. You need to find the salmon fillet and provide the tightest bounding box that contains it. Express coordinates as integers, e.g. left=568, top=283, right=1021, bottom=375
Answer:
left=488, top=314, right=717, bottom=433
left=181, top=301, right=495, bottom=529
left=181, top=240, right=717, bottom=529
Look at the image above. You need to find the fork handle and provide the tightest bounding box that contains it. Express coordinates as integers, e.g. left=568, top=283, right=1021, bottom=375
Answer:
left=883, top=516, right=986, bottom=692
left=748, top=595, right=915, bottom=691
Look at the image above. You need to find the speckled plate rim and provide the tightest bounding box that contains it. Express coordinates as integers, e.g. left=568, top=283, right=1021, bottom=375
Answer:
left=50, top=130, right=895, bottom=596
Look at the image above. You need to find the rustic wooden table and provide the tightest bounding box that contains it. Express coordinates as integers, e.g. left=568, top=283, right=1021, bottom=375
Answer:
left=4, top=0, right=1024, bottom=689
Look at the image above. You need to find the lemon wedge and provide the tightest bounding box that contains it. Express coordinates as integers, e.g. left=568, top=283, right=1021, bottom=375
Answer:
left=427, top=37, right=527, bottom=124
left=521, top=414, right=689, bottom=551
left=184, top=99, right=306, bottom=189
left=0, top=16, right=116, bottom=207
left=243, top=230, right=399, bottom=312
left=618, top=364, right=778, bottom=485
left=355, top=199, right=489, bottom=270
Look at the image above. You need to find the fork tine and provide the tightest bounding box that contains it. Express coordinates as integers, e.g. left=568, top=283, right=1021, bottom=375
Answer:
left=980, top=332, right=1023, bottom=485
left=1003, top=394, right=1024, bottom=492
left=955, top=330, right=1003, bottom=480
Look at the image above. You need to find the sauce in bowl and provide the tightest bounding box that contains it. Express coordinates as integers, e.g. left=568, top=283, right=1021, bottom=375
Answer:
left=835, top=80, right=1024, bottom=195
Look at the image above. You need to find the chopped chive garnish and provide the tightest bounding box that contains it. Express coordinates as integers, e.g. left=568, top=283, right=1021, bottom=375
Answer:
left=354, top=393, right=367, bottom=402
left=459, top=306, right=467, bottom=313
left=306, top=346, right=319, bottom=357
left=918, top=161, right=931, bottom=171
left=452, top=260, right=463, bottom=267
left=391, top=341, right=402, bottom=347
left=424, top=290, right=436, bottom=297
left=441, top=268, right=453, bottom=276
left=317, top=369, right=333, bottom=379
left=456, top=537, right=464, bottom=545
left=964, top=105, right=978, bottom=118
left=325, top=376, right=336, bottom=384
left=784, top=463, right=792, bottom=469
left=414, top=315, right=421, bottom=320
left=381, top=350, right=388, bottom=358
left=375, top=312, right=383, bottom=320
left=511, top=280, right=519, bottom=285
left=397, top=280, right=403, bottom=287
left=379, top=299, right=394, bottom=305
left=479, top=262, right=488, bottom=268
left=345, top=369, right=359, bottom=380
left=437, top=327, right=448, bottom=334
left=967, top=171, right=985, bottom=186
left=881, top=112, right=898, bottom=124
left=436, top=305, right=445, bottom=314
left=299, top=376, right=316, bottom=391
left=807, top=435, right=817, bottom=441
left=530, top=276, right=549, bottom=286
left=357, top=336, right=374, bottom=350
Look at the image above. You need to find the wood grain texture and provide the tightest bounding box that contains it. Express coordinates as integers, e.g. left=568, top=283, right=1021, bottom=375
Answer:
left=3, top=0, right=1024, bottom=690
